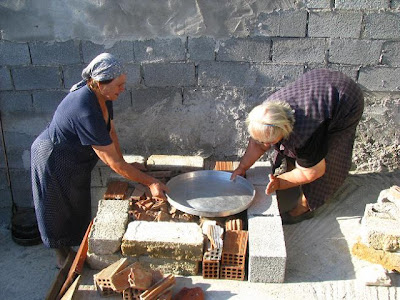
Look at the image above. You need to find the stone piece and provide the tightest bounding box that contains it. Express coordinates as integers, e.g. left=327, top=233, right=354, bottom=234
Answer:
left=111, top=262, right=153, bottom=292
left=357, top=264, right=391, bottom=287
left=352, top=241, right=400, bottom=272
left=361, top=203, right=400, bottom=251
left=121, top=221, right=204, bottom=260
left=88, top=200, right=130, bottom=255
left=138, top=256, right=199, bottom=276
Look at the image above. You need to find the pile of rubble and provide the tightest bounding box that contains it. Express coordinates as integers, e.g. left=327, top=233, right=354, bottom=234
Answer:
left=351, top=185, right=400, bottom=286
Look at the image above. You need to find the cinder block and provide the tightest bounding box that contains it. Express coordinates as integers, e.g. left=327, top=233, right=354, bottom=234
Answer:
left=29, top=41, right=81, bottom=65
left=364, top=12, right=400, bottom=39
left=121, top=221, right=204, bottom=260
left=3, top=131, right=35, bottom=169
left=12, top=66, right=61, bottom=90
left=124, top=63, right=141, bottom=88
left=217, top=37, right=271, bottom=62
left=358, top=67, right=400, bottom=91
left=62, top=64, right=85, bottom=89
left=146, top=155, right=204, bottom=171
left=113, top=90, right=132, bottom=113
left=248, top=215, right=286, bottom=283
left=88, top=200, right=130, bottom=255
left=246, top=161, right=272, bottom=186
left=323, top=65, right=359, bottom=81
left=0, top=41, right=30, bottom=66
left=0, top=92, right=33, bottom=112
left=381, top=41, right=400, bottom=67
left=32, top=91, right=65, bottom=113
left=0, top=67, right=12, bottom=90
left=272, top=38, right=326, bottom=63
left=134, top=38, right=186, bottom=63
left=188, top=37, right=216, bottom=61
left=328, top=39, right=383, bottom=65
left=143, top=62, right=195, bottom=87
left=198, top=61, right=255, bottom=87
left=131, top=87, right=181, bottom=113
left=303, top=0, right=331, bottom=9
left=308, top=11, right=363, bottom=38
left=335, top=0, right=389, bottom=9
left=82, top=40, right=134, bottom=63
left=254, top=9, right=307, bottom=37
left=252, top=64, right=303, bottom=88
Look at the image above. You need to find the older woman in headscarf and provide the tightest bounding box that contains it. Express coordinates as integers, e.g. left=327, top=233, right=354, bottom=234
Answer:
left=31, top=53, right=168, bottom=267
left=231, top=69, right=364, bottom=224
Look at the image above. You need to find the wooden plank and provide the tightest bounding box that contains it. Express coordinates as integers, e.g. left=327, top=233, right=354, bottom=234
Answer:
left=56, top=220, right=93, bottom=299
left=60, top=275, right=81, bottom=300
left=45, top=252, right=75, bottom=300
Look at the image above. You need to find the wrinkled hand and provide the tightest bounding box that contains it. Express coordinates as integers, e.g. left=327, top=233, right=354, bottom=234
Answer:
left=230, top=166, right=246, bottom=181
left=149, top=181, right=169, bottom=201
left=131, top=162, right=147, bottom=171
left=266, top=174, right=280, bottom=195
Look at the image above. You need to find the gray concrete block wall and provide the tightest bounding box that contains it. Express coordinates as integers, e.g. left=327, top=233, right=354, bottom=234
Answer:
left=0, top=2, right=399, bottom=209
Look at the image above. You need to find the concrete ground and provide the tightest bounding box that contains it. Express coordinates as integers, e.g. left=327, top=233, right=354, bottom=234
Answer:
left=1, top=171, right=399, bottom=300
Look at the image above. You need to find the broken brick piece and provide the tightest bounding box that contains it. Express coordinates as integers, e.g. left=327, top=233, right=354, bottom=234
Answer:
left=104, top=181, right=129, bottom=200
left=174, top=287, right=205, bottom=300
left=111, top=262, right=153, bottom=292
left=221, top=230, right=248, bottom=267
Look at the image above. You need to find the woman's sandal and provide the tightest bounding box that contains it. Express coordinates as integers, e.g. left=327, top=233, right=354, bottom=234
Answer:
left=280, top=209, right=315, bottom=225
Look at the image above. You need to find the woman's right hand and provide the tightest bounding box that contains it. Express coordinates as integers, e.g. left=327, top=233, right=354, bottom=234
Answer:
left=149, top=181, right=170, bottom=201
left=230, top=166, right=247, bottom=181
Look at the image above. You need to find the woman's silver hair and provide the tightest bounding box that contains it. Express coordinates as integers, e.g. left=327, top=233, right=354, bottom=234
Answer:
left=70, top=53, right=125, bottom=92
left=246, top=100, right=295, bottom=142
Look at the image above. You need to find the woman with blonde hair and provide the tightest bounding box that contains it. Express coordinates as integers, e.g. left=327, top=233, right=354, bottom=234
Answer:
left=232, top=69, right=364, bottom=224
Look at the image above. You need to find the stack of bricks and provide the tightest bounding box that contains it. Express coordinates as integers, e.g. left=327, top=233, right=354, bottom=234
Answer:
left=202, top=224, right=224, bottom=279
left=220, top=230, right=249, bottom=281
left=94, top=257, right=174, bottom=299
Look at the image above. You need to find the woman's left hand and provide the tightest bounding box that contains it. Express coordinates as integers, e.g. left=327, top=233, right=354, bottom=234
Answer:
left=266, top=174, right=280, bottom=195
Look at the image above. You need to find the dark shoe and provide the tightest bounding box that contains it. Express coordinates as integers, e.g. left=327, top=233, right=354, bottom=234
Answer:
left=280, top=209, right=315, bottom=225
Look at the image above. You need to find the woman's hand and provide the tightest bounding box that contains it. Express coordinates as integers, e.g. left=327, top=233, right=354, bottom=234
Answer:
left=149, top=181, right=170, bottom=201
left=266, top=174, right=280, bottom=195
left=230, top=166, right=247, bottom=181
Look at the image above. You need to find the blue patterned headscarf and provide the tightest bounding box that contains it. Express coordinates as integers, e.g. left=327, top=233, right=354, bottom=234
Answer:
left=70, top=53, right=125, bottom=92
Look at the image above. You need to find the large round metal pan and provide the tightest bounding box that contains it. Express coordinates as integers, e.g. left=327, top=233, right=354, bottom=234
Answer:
left=166, top=170, right=255, bottom=217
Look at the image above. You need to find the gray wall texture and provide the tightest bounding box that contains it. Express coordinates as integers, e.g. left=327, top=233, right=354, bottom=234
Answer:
left=0, top=0, right=399, bottom=208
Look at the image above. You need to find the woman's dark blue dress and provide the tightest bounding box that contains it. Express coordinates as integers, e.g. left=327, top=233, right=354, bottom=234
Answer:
left=31, top=86, right=113, bottom=248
